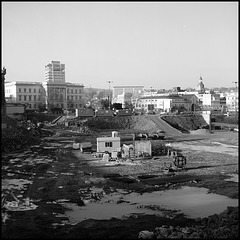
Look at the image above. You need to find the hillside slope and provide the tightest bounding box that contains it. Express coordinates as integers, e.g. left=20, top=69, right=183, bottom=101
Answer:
left=161, top=114, right=208, bottom=131
left=132, top=115, right=183, bottom=136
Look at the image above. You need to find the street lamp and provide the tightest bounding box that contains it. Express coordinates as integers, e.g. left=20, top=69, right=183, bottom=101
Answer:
left=232, top=81, right=238, bottom=116
left=107, top=81, right=113, bottom=109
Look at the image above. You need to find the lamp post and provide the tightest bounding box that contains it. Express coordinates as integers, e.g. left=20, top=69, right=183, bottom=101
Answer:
left=107, top=81, right=113, bottom=109
left=232, top=81, right=238, bottom=117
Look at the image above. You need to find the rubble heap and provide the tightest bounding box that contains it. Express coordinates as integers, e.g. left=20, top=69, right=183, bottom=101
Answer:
left=139, top=206, right=238, bottom=239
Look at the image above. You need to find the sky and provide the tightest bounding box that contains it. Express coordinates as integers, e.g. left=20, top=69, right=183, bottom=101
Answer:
left=2, top=1, right=238, bottom=90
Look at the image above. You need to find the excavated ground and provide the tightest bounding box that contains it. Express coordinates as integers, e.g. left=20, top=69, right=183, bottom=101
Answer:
left=1, top=115, right=238, bottom=239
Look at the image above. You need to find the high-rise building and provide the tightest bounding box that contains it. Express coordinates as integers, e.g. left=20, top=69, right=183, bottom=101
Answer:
left=45, top=61, right=65, bottom=83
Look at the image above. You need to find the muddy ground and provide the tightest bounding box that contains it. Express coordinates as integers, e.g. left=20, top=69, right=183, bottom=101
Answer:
left=1, top=126, right=238, bottom=239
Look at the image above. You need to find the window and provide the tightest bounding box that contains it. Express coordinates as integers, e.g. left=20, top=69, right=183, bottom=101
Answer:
left=19, top=88, right=21, bottom=93
left=39, top=89, right=41, bottom=93
left=24, top=96, right=27, bottom=101
left=71, top=89, right=73, bottom=94
left=29, top=104, right=31, bottom=108
left=29, top=95, right=32, bottom=101
left=67, top=89, right=69, bottom=94
left=38, top=95, right=41, bottom=101
left=67, top=96, right=69, bottom=100
left=34, top=89, right=36, bottom=93
left=19, top=95, right=22, bottom=101
left=79, top=89, right=81, bottom=93
left=24, top=89, right=26, bottom=93
left=29, top=89, right=31, bottom=93
left=75, top=89, right=77, bottom=93
left=34, top=95, right=37, bottom=101
left=75, top=96, right=78, bottom=100
left=105, top=142, right=113, bottom=147
left=34, top=104, right=36, bottom=109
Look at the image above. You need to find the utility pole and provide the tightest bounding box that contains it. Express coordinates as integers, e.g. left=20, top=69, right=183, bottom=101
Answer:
left=232, top=81, right=238, bottom=117
left=1, top=67, right=7, bottom=115
left=107, top=81, right=113, bottom=109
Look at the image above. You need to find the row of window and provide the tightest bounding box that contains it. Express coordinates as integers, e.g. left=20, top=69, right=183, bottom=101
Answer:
left=26, top=103, right=38, bottom=109
left=67, top=89, right=82, bottom=94
left=19, top=95, right=41, bottom=101
left=67, top=95, right=82, bottom=101
left=67, top=103, right=83, bottom=109
left=19, top=88, right=41, bottom=93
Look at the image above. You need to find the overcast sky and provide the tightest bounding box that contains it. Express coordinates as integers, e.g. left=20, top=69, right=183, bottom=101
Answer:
left=2, top=1, right=238, bottom=90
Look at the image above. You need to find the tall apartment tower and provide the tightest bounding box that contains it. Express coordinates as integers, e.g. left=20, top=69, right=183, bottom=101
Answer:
left=45, top=61, right=65, bottom=83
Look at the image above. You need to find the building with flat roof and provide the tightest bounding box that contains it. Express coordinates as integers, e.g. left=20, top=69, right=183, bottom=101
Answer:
left=4, top=61, right=84, bottom=112
left=45, top=61, right=65, bottom=83
left=136, top=95, right=193, bottom=113
left=5, top=81, right=44, bottom=110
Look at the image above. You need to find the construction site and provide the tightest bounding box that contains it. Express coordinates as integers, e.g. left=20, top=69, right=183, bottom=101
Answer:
left=1, top=113, right=239, bottom=239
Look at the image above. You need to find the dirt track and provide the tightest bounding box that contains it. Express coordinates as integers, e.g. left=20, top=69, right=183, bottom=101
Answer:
left=1, top=126, right=238, bottom=239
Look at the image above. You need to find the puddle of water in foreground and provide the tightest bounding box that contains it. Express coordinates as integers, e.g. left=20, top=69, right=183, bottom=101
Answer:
left=57, top=186, right=238, bottom=223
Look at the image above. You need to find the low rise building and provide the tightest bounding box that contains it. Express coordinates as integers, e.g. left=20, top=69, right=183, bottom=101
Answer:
left=225, top=90, right=238, bottom=112
left=97, top=136, right=121, bottom=153
left=136, top=95, right=193, bottom=113
left=5, top=81, right=44, bottom=110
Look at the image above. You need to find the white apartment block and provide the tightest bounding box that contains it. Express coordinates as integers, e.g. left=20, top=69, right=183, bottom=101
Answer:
left=197, top=93, right=221, bottom=110
left=5, top=81, right=43, bottom=110
left=136, top=95, right=193, bottom=113
left=226, top=91, right=238, bottom=112
left=45, top=61, right=65, bottom=83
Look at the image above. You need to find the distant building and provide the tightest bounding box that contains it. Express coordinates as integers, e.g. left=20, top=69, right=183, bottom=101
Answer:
left=4, top=61, right=84, bottom=112
left=112, top=85, right=144, bottom=108
left=196, top=76, right=205, bottom=94
left=5, top=81, right=43, bottom=110
left=45, top=61, right=65, bottom=83
left=197, top=92, right=221, bottom=110
left=226, top=90, right=238, bottom=112
left=136, top=95, right=193, bottom=113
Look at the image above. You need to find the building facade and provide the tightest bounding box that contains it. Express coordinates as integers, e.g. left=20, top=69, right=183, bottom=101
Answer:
left=197, top=92, right=221, bottom=110
left=136, top=95, right=193, bottom=113
left=45, top=61, right=65, bottom=83
left=5, top=81, right=44, bottom=110
left=4, top=61, right=84, bottom=111
left=112, top=85, right=144, bottom=108
left=225, top=90, right=238, bottom=112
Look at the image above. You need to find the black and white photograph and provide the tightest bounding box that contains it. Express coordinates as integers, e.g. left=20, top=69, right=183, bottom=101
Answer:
left=1, top=1, right=238, bottom=239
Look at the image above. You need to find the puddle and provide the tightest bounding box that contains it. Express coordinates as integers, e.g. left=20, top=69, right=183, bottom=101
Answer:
left=57, top=186, right=238, bottom=223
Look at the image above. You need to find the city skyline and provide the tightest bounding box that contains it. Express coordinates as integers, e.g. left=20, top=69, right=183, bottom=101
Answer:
left=2, top=2, right=238, bottom=90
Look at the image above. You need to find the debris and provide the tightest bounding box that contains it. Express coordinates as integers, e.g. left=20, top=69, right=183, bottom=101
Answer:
left=3, top=197, right=37, bottom=212
left=138, top=230, right=154, bottom=239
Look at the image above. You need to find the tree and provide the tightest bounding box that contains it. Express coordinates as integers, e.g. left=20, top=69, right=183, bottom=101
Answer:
left=100, top=99, right=110, bottom=109
left=37, top=103, right=47, bottom=112
left=171, top=105, right=187, bottom=113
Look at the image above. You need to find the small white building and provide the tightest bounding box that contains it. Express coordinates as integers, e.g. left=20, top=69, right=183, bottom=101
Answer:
left=135, top=140, right=152, bottom=157
left=97, top=136, right=121, bottom=153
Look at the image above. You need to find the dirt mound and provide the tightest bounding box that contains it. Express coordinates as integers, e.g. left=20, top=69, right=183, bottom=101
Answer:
left=161, top=114, right=208, bottom=131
